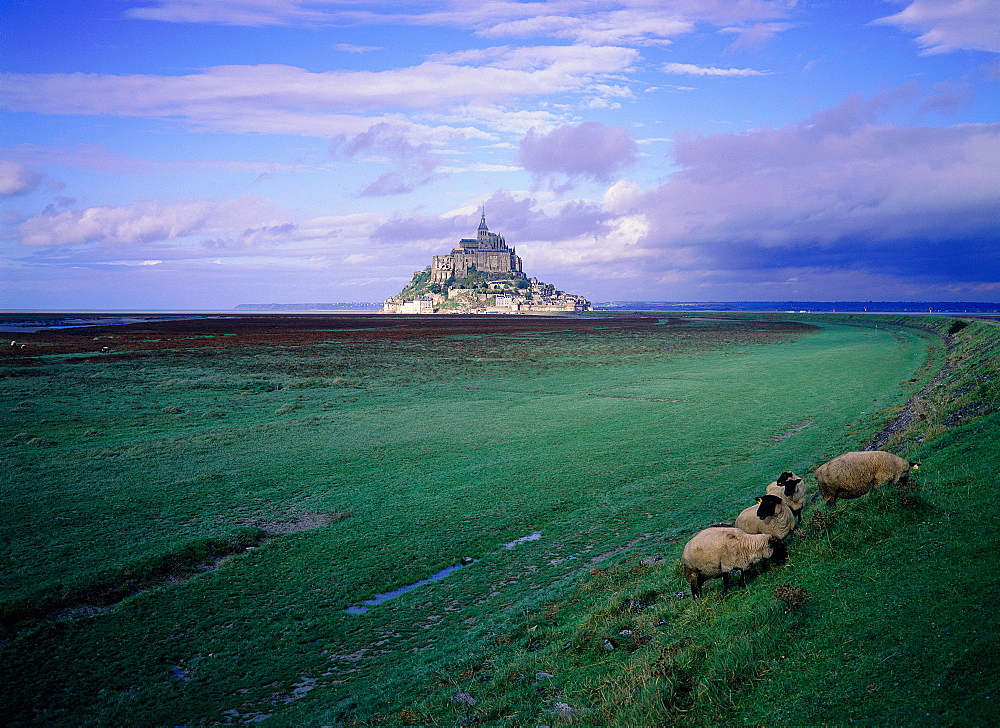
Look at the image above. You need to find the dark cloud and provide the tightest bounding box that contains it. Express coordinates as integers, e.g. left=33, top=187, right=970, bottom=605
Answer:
left=634, top=90, right=1000, bottom=289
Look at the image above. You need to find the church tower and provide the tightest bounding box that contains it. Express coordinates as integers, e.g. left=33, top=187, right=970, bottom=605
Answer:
left=477, top=206, right=490, bottom=244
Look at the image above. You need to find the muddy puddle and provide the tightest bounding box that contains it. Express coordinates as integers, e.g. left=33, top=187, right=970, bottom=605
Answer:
left=345, top=531, right=543, bottom=614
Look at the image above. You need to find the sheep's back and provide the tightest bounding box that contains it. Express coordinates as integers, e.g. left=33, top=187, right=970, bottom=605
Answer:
left=682, top=527, right=772, bottom=575
left=735, top=503, right=794, bottom=539
left=816, top=451, right=910, bottom=499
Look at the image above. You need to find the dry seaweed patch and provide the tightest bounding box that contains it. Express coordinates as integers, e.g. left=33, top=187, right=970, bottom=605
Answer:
left=248, top=510, right=350, bottom=536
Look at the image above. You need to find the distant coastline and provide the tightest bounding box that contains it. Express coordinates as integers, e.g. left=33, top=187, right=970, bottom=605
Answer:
left=593, top=301, right=1000, bottom=313
left=232, top=300, right=1000, bottom=314
left=4, top=301, right=1000, bottom=333
left=233, top=302, right=382, bottom=312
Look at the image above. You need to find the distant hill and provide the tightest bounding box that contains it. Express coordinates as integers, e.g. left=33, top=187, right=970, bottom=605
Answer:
left=233, top=303, right=382, bottom=311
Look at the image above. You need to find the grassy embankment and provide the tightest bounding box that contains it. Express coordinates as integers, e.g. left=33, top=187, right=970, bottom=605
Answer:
left=359, top=314, right=1000, bottom=727
left=0, top=313, right=996, bottom=724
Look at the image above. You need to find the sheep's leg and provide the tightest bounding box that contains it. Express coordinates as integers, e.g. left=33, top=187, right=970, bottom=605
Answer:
left=735, top=568, right=746, bottom=588
left=721, top=572, right=730, bottom=595
left=685, top=566, right=703, bottom=598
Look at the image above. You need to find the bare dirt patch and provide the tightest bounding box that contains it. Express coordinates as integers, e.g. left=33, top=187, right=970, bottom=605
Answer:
left=249, top=510, right=350, bottom=536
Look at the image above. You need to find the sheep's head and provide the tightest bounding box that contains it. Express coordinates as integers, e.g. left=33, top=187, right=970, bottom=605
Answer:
left=777, top=471, right=802, bottom=495
left=755, top=494, right=784, bottom=519
left=767, top=537, right=788, bottom=565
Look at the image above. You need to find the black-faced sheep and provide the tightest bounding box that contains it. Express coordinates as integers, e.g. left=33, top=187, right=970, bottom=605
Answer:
left=681, top=527, right=787, bottom=598
left=735, top=494, right=795, bottom=540
left=815, top=450, right=918, bottom=506
left=765, top=471, right=806, bottom=521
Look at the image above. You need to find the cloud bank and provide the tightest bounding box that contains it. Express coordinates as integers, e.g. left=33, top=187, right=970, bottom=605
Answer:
left=17, top=196, right=279, bottom=247
left=519, top=121, right=638, bottom=188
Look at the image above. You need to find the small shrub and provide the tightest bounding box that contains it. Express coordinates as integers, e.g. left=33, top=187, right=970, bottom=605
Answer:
left=275, top=403, right=298, bottom=415
left=774, top=584, right=811, bottom=613
left=948, top=320, right=970, bottom=335
left=807, top=510, right=835, bottom=532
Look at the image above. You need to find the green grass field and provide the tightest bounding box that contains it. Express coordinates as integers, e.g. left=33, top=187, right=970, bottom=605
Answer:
left=2, top=313, right=997, bottom=725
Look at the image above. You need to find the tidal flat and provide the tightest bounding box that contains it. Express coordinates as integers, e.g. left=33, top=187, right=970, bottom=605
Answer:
left=2, top=312, right=997, bottom=725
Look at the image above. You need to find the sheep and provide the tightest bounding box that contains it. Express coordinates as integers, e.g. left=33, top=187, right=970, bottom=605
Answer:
left=735, top=494, right=795, bottom=540
left=815, top=450, right=918, bottom=506
left=765, top=471, right=806, bottom=522
left=681, top=527, right=787, bottom=598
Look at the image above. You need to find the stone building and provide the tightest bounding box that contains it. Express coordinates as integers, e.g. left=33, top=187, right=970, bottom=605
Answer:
left=430, top=211, right=524, bottom=283
left=381, top=211, right=591, bottom=314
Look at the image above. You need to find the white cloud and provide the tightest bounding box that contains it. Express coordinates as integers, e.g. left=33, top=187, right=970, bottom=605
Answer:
left=17, top=196, right=280, bottom=247
left=662, top=62, right=770, bottom=77
left=334, top=43, right=382, bottom=53
left=718, top=22, right=796, bottom=51
left=478, top=9, right=693, bottom=46
left=124, top=0, right=335, bottom=26
left=0, top=160, right=43, bottom=198
left=0, top=46, right=637, bottom=137
left=873, top=0, right=1000, bottom=54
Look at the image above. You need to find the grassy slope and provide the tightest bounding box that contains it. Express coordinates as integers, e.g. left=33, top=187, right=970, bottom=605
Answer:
left=1, top=315, right=985, bottom=725
left=348, top=316, right=998, bottom=727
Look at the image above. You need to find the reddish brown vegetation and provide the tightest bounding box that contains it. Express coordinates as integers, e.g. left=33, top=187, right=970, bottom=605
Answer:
left=2, top=314, right=652, bottom=359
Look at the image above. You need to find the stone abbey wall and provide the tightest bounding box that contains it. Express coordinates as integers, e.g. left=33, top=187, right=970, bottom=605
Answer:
left=381, top=213, right=590, bottom=314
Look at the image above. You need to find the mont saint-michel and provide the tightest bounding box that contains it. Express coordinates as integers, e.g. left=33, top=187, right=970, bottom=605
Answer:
left=380, top=212, right=592, bottom=314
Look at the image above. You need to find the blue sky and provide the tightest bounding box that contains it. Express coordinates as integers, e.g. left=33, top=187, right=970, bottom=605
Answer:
left=2, top=0, right=998, bottom=309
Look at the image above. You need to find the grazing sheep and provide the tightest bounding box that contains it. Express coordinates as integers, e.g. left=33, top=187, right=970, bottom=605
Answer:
left=681, top=527, right=787, bottom=598
left=765, top=471, right=806, bottom=521
left=735, top=494, right=795, bottom=540
left=815, top=450, right=918, bottom=506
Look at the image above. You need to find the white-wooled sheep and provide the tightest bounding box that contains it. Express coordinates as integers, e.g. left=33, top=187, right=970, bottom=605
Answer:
left=681, top=527, right=787, bottom=598
left=815, top=450, right=918, bottom=506
left=734, top=494, right=796, bottom=540
left=765, top=471, right=806, bottom=521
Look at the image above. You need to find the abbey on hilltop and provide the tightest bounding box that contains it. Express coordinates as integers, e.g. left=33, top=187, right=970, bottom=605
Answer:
left=380, top=210, right=592, bottom=314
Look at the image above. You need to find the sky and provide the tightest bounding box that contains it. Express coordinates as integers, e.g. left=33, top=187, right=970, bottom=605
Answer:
left=2, top=0, right=999, bottom=309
